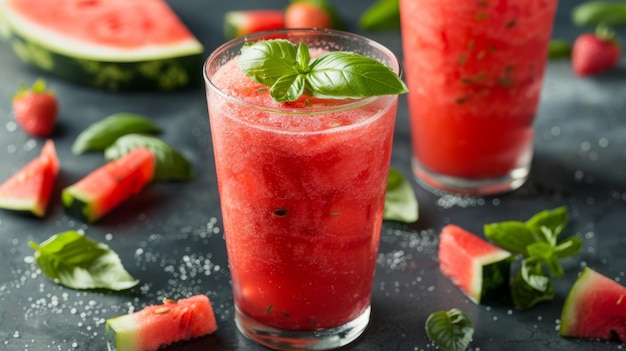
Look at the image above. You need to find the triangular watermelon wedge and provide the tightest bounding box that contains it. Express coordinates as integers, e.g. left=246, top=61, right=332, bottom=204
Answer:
left=0, top=139, right=60, bottom=217
left=560, top=267, right=626, bottom=342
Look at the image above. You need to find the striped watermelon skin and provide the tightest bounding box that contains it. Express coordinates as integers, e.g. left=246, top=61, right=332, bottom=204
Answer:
left=560, top=267, right=626, bottom=342
left=106, top=295, right=218, bottom=351
left=0, top=0, right=204, bottom=91
left=438, top=224, right=513, bottom=303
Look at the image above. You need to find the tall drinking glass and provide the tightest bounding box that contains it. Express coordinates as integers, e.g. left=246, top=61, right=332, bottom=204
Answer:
left=203, top=29, right=401, bottom=350
left=400, top=0, right=558, bottom=195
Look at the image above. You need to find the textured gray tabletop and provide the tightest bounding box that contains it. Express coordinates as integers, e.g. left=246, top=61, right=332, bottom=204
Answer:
left=0, top=1, right=625, bottom=350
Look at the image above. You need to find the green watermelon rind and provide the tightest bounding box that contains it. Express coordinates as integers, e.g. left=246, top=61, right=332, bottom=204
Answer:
left=477, top=255, right=514, bottom=303
left=0, top=2, right=204, bottom=91
left=105, top=315, right=141, bottom=351
left=61, top=186, right=99, bottom=224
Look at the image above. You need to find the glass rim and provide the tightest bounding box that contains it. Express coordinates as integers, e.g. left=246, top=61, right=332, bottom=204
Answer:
left=203, top=28, right=403, bottom=115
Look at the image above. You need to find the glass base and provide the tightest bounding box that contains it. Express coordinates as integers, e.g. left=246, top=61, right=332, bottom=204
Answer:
left=412, top=157, right=529, bottom=196
left=235, top=305, right=371, bottom=351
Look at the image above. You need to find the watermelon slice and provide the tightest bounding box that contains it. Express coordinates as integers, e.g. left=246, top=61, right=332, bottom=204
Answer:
left=438, top=224, right=513, bottom=304
left=62, top=147, right=155, bottom=223
left=106, top=295, right=218, bottom=351
left=560, top=267, right=626, bottom=342
left=0, top=139, right=59, bottom=217
left=223, top=10, right=285, bottom=39
left=0, top=0, right=204, bottom=91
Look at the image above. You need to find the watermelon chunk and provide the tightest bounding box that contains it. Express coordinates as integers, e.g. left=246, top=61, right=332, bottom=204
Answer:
left=560, top=267, right=626, bottom=342
left=223, top=10, right=285, bottom=39
left=106, top=295, right=218, bottom=351
left=438, top=224, right=513, bottom=304
left=62, top=147, right=155, bottom=223
left=0, top=139, right=59, bottom=217
left=0, top=0, right=204, bottom=91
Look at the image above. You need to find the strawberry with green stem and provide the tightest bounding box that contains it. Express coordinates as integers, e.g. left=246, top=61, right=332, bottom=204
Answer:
left=12, top=78, right=58, bottom=137
left=572, top=25, right=621, bottom=76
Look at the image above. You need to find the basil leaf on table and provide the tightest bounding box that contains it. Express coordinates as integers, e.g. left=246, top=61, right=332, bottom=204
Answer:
left=572, top=1, right=626, bottom=27
left=238, top=40, right=408, bottom=102
left=105, top=134, right=195, bottom=181
left=360, top=0, right=401, bottom=30
left=383, top=168, right=418, bottom=223
left=29, top=231, right=139, bottom=291
left=72, top=113, right=161, bottom=154
left=425, top=308, right=474, bottom=351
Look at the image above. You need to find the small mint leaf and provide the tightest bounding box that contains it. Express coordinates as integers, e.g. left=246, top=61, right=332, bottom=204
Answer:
left=425, top=308, right=473, bottom=351
left=296, top=42, right=311, bottom=73
left=483, top=221, right=535, bottom=255
left=383, top=168, right=418, bottom=223
left=555, top=236, right=583, bottom=258
left=525, top=206, right=568, bottom=239
left=511, top=268, right=555, bottom=310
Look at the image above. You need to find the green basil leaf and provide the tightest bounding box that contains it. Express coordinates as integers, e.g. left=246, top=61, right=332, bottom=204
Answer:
left=360, top=0, right=401, bottom=30
left=572, top=1, right=626, bottom=27
left=520, top=257, right=550, bottom=291
left=238, top=40, right=408, bottom=102
left=526, top=241, right=554, bottom=261
left=271, top=74, right=306, bottom=102
left=29, top=231, right=139, bottom=291
left=383, top=168, right=418, bottom=223
left=549, top=39, right=572, bottom=60
left=238, top=40, right=299, bottom=87
left=555, top=236, right=583, bottom=258
left=306, top=52, right=408, bottom=99
left=105, top=134, right=195, bottom=181
left=72, top=113, right=161, bottom=154
left=483, top=221, right=536, bottom=255
left=525, top=206, right=568, bottom=240
left=425, top=308, right=474, bottom=351
left=511, top=269, right=555, bottom=310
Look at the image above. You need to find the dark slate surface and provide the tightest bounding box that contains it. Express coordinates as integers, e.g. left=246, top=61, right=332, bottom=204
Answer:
left=1, top=1, right=625, bottom=350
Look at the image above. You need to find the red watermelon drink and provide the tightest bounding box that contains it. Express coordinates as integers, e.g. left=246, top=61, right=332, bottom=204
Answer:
left=203, top=29, right=406, bottom=350
left=400, top=0, right=558, bottom=195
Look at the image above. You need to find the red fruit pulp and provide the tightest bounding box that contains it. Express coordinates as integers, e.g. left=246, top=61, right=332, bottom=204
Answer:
left=400, top=0, right=557, bottom=179
left=207, top=55, right=397, bottom=331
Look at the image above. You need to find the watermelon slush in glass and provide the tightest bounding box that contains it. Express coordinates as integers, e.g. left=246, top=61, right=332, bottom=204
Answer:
left=203, top=29, right=401, bottom=350
left=400, top=0, right=558, bottom=195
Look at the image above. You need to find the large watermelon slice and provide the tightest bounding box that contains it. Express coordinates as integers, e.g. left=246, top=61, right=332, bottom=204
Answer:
left=105, top=295, right=218, bottom=351
left=0, top=139, right=59, bottom=217
left=0, top=0, right=204, bottom=91
left=62, top=147, right=155, bottom=223
left=560, top=267, right=626, bottom=342
left=438, top=224, right=513, bottom=304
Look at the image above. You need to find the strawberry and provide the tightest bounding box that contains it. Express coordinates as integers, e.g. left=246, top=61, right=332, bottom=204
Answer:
left=12, top=78, right=58, bottom=137
left=284, top=0, right=343, bottom=29
left=572, top=29, right=621, bottom=77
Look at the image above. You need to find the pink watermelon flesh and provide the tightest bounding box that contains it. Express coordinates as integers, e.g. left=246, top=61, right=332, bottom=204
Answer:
left=0, top=139, right=59, bottom=217
left=7, top=0, right=197, bottom=49
left=439, top=224, right=512, bottom=303
left=106, top=294, right=217, bottom=351
left=560, top=267, right=626, bottom=342
left=62, top=147, right=155, bottom=223
left=224, top=9, right=285, bottom=39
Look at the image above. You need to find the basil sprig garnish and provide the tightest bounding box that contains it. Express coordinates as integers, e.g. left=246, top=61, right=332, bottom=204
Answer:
left=425, top=308, right=474, bottom=351
left=29, top=231, right=139, bottom=291
left=484, top=207, right=582, bottom=310
left=238, top=39, right=408, bottom=102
